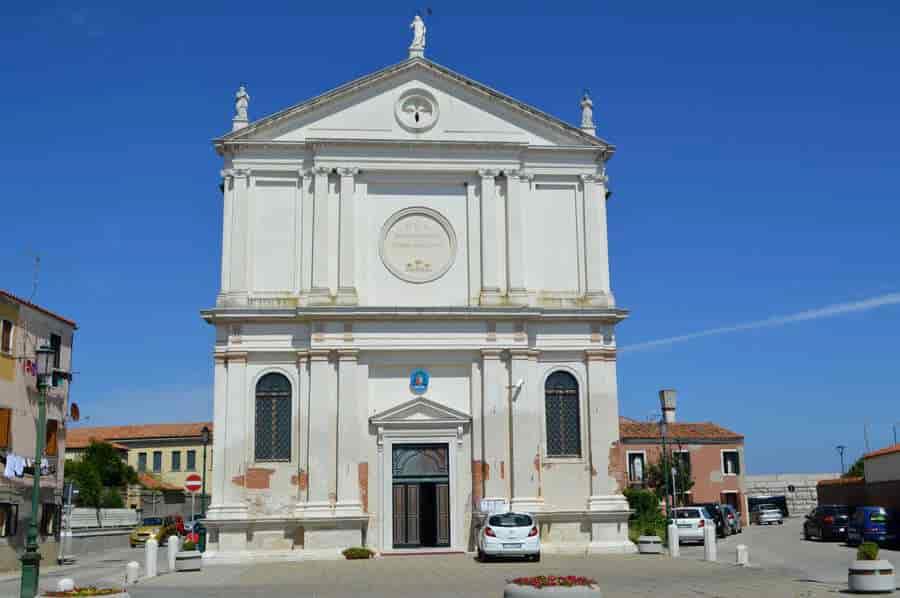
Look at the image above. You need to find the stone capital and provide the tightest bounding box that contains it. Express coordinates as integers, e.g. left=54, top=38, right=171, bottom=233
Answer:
left=505, top=169, right=520, bottom=179
left=579, top=173, right=597, bottom=183
left=335, top=348, right=359, bottom=361
left=584, top=348, right=616, bottom=362
left=213, top=353, right=228, bottom=365
left=481, top=348, right=504, bottom=359
left=338, top=167, right=360, bottom=177
left=477, top=168, right=497, bottom=179
left=308, top=349, right=332, bottom=362
left=508, top=348, right=537, bottom=360
left=295, top=351, right=310, bottom=366
left=313, top=165, right=331, bottom=176
left=225, top=351, right=248, bottom=363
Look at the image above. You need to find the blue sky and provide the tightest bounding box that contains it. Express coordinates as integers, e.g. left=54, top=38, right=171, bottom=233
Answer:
left=2, top=2, right=898, bottom=474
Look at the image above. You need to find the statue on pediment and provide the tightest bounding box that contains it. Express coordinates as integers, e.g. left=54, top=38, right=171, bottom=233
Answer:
left=410, top=15, right=427, bottom=51
left=235, top=85, right=250, bottom=122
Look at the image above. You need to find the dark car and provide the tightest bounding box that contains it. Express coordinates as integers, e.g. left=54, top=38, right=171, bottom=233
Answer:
left=691, top=503, right=728, bottom=538
left=803, top=505, right=850, bottom=541
left=847, top=506, right=896, bottom=546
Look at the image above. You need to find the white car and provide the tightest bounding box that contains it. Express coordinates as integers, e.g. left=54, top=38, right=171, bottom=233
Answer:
left=672, top=507, right=714, bottom=544
left=477, top=512, right=540, bottom=562
left=751, top=504, right=784, bottom=525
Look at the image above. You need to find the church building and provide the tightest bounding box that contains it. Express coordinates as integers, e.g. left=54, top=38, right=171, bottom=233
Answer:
left=202, top=17, right=633, bottom=559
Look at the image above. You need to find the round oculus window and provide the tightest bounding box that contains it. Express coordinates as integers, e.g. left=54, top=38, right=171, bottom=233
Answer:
left=379, top=208, right=456, bottom=284
left=395, top=89, right=439, bottom=132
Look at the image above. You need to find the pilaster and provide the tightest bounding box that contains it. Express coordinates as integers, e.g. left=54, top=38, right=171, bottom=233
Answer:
left=303, top=349, right=337, bottom=515
left=296, top=351, right=310, bottom=505
left=337, top=168, right=359, bottom=305
left=300, top=170, right=314, bottom=298
left=584, top=348, right=624, bottom=501
left=208, top=353, right=231, bottom=515
left=481, top=348, right=508, bottom=500
left=218, top=170, right=235, bottom=298
left=309, top=167, right=332, bottom=304
left=229, top=169, right=250, bottom=296
left=210, top=351, right=249, bottom=520
left=335, top=349, right=364, bottom=516
left=505, top=170, right=528, bottom=304
left=479, top=170, right=502, bottom=305
left=582, top=173, right=614, bottom=307
left=465, top=178, right=482, bottom=305
left=510, top=349, right=543, bottom=512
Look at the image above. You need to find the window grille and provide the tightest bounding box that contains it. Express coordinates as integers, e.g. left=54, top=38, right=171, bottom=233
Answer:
left=255, top=373, right=292, bottom=461
left=545, top=371, right=581, bottom=457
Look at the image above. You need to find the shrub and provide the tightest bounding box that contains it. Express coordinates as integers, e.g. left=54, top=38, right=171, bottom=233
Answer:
left=624, top=488, right=660, bottom=520
left=100, top=488, right=124, bottom=509
left=182, top=539, right=196, bottom=551
left=342, top=547, right=374, bottom=560
left=857, top=542, right=880, bottom=561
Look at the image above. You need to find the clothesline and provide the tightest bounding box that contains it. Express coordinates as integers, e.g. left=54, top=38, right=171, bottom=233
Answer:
left=0, top=452, right=55, bottom=479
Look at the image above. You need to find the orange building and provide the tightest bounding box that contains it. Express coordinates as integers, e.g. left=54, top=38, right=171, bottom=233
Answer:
left=612, top=416, right=747, bottom=523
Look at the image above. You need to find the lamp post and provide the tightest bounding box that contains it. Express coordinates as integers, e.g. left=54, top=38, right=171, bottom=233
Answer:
left=659, top=417, right=670, bottom=520
left=658, top=390, right=677, bottom=520
left=200, top=426, right=210, bottom=518
left=836, top=445, right=847, bottom=475
left=198, top=425, right=210, bottom=553
left=20, top=345, right=54, bottom=598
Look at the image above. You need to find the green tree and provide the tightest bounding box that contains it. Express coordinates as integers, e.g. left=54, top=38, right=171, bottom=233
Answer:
left=844, top=458, right=864, bottom=478
left=65, top=441, right=137, bottom=509
left=645, top=452, right=695, bottom=506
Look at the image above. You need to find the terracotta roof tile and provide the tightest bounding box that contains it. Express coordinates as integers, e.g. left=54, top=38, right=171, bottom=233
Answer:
left=864, top=444, right=900, bottom=459
left=67, top=422, right=213, bottom=448
left=138, top=473, right=182, bottom=492
left=0, top=289, right=77, bottom=328
left=618, top=417, right=743, bottom=442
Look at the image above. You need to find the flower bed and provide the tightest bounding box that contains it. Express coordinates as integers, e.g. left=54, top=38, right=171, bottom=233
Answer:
left=509, top=576, right=597, bottom=589
left=43, top=588, right=126, bottom=597
left=342, top=547, right=375, bottom=560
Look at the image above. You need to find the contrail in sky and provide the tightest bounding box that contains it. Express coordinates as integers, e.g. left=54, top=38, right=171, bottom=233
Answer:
left=619, top=292, right=900, bottom=353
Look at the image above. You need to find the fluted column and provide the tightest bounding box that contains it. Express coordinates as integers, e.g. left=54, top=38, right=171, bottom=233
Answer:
left=309, top=167, right=331, bottom=304
left=479, top=170, right=502, bottom=305
left=505, top=170, right=527, bottom=303
left=582, top=173, right=614, bottom=306
left=335, top=349, right=364, bottom=515
left=481, top=349, right=508, bottom=500
left=337, top=168, right=359, bottom=305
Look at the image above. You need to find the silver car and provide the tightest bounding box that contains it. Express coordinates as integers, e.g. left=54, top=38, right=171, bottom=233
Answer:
left=752, top=504, right=783, bottom=525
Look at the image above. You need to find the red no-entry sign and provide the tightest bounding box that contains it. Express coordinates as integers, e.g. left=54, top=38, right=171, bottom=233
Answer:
left=184, top=473, right=202, bottom=493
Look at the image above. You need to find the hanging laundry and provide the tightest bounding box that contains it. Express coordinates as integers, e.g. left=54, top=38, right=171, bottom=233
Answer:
left=41, top=458, right=49, bottom=475
left=3, top=454, right=15, bottom=479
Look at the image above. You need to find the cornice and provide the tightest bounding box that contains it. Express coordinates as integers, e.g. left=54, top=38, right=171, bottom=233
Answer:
left=585, top=348, right=617, bottom=362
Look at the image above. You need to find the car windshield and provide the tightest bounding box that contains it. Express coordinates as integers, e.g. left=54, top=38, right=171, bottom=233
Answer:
left=674, top=509, right=702, bottom=519
left=488, top=513, right=532, bottom=527
left=759, top=505, right=777, bottom=511
left=142, top=517, right=163, bottom=526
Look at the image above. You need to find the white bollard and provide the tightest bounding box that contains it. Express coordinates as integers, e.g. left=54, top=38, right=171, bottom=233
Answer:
left=56, top=578, right=75, bottom=592
left=703, top=524, right=717, bottom=562
left=667, top=522, right=680, bottom=558
left=126, top=561, right=140, bottom=584
left=145, top=537, right=158, bottom=578
left=735, top=544, right=749, bottom=566
left=167, top=535, right=179, bottom=572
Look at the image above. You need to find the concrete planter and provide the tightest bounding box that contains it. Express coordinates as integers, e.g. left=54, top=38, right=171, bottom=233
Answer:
left=175, top=550, right=204, bottom=572
left=504, top=584, right=602, bottom=597
left=848, top=560, right=895, bottom=594
left=636, top=535, right=663, bottom=554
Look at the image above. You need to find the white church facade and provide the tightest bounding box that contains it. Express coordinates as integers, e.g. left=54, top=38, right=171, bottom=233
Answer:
left=202, top=19, right=633, bottom=559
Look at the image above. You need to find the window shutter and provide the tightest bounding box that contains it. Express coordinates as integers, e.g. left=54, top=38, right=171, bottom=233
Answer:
left=0, top=408, right=10, bottom=449
left=45, top=420, right=58, bottom=456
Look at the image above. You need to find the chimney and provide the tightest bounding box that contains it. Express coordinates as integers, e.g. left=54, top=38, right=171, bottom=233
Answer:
left=659, top=389, right=677, bottom=424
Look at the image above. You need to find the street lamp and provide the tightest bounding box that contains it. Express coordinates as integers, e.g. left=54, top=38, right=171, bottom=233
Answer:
left=658, top=390, right=677, bottom=520
left=198, top=425, right=211, bottom=553
left=836, top=445, right=847, bottom=475
left=20, top=345, right=54, bottom=598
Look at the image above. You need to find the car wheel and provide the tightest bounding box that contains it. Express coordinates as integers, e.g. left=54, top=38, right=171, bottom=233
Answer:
left=532, top=553, right=541, bottom=563
left=477, top=548, right=485, bottom=562
left=778, top=521, right=783, bottom=525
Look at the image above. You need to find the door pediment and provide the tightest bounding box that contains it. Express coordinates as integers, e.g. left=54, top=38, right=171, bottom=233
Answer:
left=370, top=397, right=471, bottom=428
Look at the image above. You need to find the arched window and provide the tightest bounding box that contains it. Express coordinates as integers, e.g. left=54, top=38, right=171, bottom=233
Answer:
left=545, top=371, right=581, bottom=458
left=255, top=373, right=292, bottom=462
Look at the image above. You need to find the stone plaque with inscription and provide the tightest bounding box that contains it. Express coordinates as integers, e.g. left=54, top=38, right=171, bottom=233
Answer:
left=379, top=208, right=456, bottom=284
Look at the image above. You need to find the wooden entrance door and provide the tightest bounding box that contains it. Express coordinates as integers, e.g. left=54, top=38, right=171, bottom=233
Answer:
left=391, top=444, right=450, bottom=548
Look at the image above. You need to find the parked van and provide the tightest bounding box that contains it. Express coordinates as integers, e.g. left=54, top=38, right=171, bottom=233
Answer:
left=847, top=506, right=896, bottom=546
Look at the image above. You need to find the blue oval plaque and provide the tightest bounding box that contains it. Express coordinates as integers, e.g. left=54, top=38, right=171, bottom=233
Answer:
left=409, top=368, right=429, bottom=395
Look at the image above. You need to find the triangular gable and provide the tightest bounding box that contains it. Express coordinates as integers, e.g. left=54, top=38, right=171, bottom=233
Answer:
left=217, top=57, right=611, bottom=150
left=370, top=397, right=471, bottom=426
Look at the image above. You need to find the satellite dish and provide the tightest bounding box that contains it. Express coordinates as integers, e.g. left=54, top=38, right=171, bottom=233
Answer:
left=70, top=403, right=80, bottom=422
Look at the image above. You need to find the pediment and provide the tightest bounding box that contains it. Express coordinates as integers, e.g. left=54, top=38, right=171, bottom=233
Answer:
left=370, top=397, right=471, bottom=427
left=218, top=58, right=610, bottom=150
